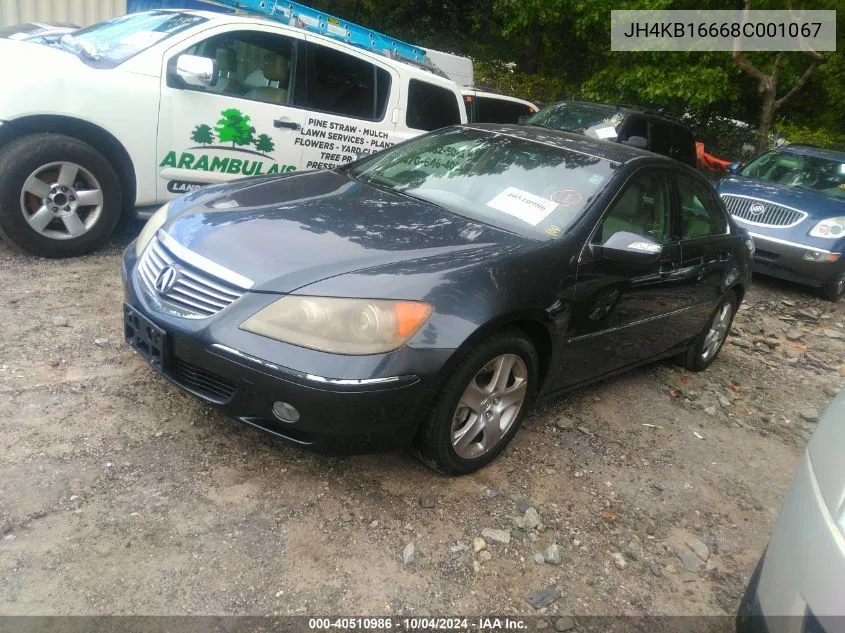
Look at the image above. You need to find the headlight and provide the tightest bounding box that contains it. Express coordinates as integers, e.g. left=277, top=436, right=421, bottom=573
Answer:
left=240, top=296, right=433, bottom=355
left=809, top=217, right=845, bottom=239
left=134, top=202, right=171, bottom=256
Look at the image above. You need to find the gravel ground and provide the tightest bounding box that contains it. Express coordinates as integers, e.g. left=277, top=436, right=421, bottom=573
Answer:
left=0, top=223, right=843, bottom=619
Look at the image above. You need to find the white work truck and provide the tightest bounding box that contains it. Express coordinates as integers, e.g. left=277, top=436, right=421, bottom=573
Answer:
left=0, top=9, right=469, bottom=256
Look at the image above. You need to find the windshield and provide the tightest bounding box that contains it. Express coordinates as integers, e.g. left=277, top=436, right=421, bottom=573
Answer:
left=49, top=11, right=206, bottom=68
left=526, top=103, right=624, bottom=140
left=741, top=150, right=845, bottom=199
left=347, top=127, right=618, bottom=241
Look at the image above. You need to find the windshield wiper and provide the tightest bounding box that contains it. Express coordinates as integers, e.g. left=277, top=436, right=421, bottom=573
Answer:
left=57, top=34, right=98, bottom=60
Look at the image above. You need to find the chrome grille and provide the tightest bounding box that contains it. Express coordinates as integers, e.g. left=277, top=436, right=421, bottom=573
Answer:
left=137, top=235, right=248, bottom=319
left=720, top=194, right=807, bottom=228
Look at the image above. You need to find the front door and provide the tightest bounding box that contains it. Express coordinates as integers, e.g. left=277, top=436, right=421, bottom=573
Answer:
left=555, top=168, right=687, bottom=388
left=672, top=172, right=737, bottom=339
left=156, top=26, right=308, bottom=200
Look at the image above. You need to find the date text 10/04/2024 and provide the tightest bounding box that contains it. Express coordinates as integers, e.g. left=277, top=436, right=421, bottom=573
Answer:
left=307, top=617, right=529, bottom=630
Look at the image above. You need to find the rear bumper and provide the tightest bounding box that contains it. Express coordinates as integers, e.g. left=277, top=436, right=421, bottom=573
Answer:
left=737, top=450, right=845, bottom=633
left=748, top=232, right=843, bottom=287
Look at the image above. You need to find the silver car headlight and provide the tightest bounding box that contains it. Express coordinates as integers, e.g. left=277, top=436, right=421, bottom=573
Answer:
left=240, top=296, right=433, bottom=355
left=809, top=216, right=845, bottom=239
left=134, top=202, right=171, bottom=256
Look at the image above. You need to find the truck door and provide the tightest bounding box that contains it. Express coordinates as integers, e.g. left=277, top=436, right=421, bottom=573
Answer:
left=156, top=25, right=308, bottom=199
left=297, top=37, right=398, bottom=169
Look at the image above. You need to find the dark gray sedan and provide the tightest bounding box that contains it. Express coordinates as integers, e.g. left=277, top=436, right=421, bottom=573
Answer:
left=122, top=125, right=752, bottom=474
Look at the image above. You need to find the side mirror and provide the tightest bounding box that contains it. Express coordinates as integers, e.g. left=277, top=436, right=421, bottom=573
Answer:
left=173, top=54, right=217, bottom=88
left=622, top=135, right=648, bottom=149
left=517, top=115, right=529, bottom=125
left=727, top=162, right=744, bottom=174
left=593, top=231, right=662, bottom=263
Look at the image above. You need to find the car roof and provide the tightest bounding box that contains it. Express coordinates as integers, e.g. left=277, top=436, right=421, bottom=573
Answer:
left=461, top=88, right=537, bottom=108
left=779, top=144, right=845, bottom=161
left=539, top=100, right=689, bottom=127
left=466, top=123, right=673, bottom=165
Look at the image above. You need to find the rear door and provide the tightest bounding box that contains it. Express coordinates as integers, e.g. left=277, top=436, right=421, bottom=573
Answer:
left=672, top=172, right=737, bottom=338
left=555, top=167, right=686, bottom=387
left=298, top=37, right=398, bottom=169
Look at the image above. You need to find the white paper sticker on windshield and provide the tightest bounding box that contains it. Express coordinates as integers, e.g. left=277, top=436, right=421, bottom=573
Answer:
left=594, top=126, right=618, bottom=139
left=487, top=187, right=559, bottom=226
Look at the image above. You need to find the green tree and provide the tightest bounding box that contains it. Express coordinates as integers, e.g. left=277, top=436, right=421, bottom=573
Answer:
left=254, top=133, right=276, bottom=155
left=215, top=109, right=255, bottom=148
left=191, top=123, right=214, bottom=146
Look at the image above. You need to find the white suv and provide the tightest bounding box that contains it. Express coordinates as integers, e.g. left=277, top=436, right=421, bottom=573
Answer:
left=461, top=88, right=537, bottom=125
left=0, top=10, right=467, bottom=257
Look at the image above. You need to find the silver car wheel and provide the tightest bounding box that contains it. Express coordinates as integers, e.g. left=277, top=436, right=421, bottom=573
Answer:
left=19, top=161, right=104, bottom=240
left=701, top=301, right=733, bottom=362
left=451, top=353, right=528, bottom=460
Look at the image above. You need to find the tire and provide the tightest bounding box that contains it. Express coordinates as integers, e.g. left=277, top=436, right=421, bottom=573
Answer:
left=820, top=268, right=845, bottom=302
left=413, top=328, right=539, bottom=475
left=0, top=133, right=123, bottom=257
left=678, top=290, right=737, bottom=372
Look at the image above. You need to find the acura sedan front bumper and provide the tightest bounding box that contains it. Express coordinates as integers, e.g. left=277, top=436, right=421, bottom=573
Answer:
left=121, top=242, right=445, bottom=454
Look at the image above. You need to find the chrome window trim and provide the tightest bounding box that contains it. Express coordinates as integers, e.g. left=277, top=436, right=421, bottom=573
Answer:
left=158, top=230, right=254, bottom=290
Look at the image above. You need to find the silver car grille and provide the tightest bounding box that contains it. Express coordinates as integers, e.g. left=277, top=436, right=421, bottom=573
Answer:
left=137, top=234, right=250, bottom=319
left=720, top=194, right=807, bottom=228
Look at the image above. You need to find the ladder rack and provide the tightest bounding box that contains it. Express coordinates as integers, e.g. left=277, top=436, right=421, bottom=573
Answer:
left=214, top=0, right=433, bottom=67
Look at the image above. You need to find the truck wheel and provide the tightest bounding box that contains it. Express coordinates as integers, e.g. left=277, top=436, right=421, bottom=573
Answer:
left=0, top=133, right=123, bottom=257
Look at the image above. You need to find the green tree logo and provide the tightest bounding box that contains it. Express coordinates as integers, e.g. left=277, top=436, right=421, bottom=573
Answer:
left=215, top=108, right=256, bottom=148
left=191, top=123, right=214, bottom=146
left=254, top=133, right=276, bottom=155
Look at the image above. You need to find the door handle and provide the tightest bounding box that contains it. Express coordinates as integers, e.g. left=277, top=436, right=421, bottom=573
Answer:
left=274, top=119, right=301, bottom=130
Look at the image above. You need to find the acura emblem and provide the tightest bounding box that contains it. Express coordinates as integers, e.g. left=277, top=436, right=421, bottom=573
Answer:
left=154, top=266, right=178, bottom=294
left=748, top=203, right=766, bottom=216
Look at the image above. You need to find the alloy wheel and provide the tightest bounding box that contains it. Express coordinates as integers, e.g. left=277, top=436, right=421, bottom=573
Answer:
left=451, top=353, right=528, bottom=460
left=19, top=162, right=104, bottom=240
left=701, top=301, right=733, bottom=362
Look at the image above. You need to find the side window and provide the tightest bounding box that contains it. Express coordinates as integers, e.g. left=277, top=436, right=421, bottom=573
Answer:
left=406, top=79, right=461, bottom=131
left=305, top=43, right=391, bottom=120
left=648, top=120, right=674, bottom=156
left=596, top=171, right=671, bottom=244
left=475, top=97, right=524, bottom=124
left=677, top=176, right=729, bottom=238
left=618, top=116, right=648, bottom=145
left=182, top=31, right=298, bottom=105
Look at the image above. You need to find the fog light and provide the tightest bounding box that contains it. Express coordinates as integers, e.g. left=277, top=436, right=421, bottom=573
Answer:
left=803, top=250, right=841, bottom=262
left=272, top=401, right=300, bottom=423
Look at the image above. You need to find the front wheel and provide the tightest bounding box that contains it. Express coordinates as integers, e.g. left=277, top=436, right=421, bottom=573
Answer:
left=821, top=269, right=845, bottom=302
left=0, top=133, right=123, bottom=257
left=413, top=329, right=539, bottom=475
left=678, top=290, right=737, bottom=372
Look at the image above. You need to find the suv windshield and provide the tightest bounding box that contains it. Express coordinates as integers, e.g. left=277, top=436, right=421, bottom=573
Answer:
left=347, top=127, right=618, bottom=241
left=47, top=11, right=206, bottom=68
left=526, top=103, right=624, bottom=140
left=741, top=150, right=845, bottom=199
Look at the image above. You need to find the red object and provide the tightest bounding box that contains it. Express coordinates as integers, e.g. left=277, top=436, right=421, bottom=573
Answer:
left=696, top=141, right=732, bottom=172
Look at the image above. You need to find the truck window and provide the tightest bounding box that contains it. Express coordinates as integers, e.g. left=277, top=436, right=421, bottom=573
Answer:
left=475, top=97, right=533, bottom=124
left=648, top=120, right=674, bottom=156
left=304, top=43, right=391, bottom=121
left=406, top=79, right=461, bottom=131
left=183, top=31, right=300, bottom=106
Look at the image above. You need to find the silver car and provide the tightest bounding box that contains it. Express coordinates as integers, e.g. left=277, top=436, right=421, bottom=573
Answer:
left=738, top=391, right=845, bottom=633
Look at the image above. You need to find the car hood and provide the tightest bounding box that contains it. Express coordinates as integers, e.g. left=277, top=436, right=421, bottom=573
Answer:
left=0, top=38, right=86, bottom=77
left=717, top=175, right=845, bottom=220
left=162, top=170, right=529, bottom=293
